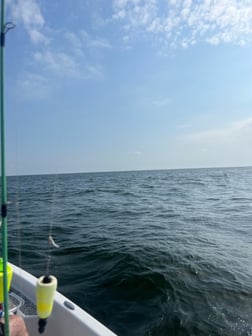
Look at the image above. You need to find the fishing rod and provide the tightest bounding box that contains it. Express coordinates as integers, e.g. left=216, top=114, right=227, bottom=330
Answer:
left=0, top=2, right=57, bottom=333
left=0, top=1, right=15, bottom=335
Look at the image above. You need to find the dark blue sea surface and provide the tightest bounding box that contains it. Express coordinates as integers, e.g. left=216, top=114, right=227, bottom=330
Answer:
left=6, top=167, right=252, bottom=335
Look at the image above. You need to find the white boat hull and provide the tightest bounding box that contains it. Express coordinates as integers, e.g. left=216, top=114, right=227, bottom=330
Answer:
left=10, top=263, right=117, bottom=336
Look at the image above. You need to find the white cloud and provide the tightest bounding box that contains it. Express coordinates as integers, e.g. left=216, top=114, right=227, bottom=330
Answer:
left=10, top=2, right=108, bottom=83
left=16, top=60, right=103, bottom=101
left=32, top=31, right=105, bottom=80
left=113, top=9, right=126, bottom=19
left=85, top=64, right=104, bottom=79
left=34, top=50, right=81, bottom=78
left=174, top=118, right=252, bottom=167
left=29, top=29, right=48, bottom=44
left=112, top=0, right=252, bottom=48
left=90, top=39, right=112, bottom=49
left=10, top=0, right=48, bottom=44
left=80, top=30, right=112, bottom=49
left=187, top=118, right=252, bottom=143
left=113, top=0, right=157, bottom=29
left=64, top=32, right=83, bottom=57
left=16, top=72, right=52, bottom=100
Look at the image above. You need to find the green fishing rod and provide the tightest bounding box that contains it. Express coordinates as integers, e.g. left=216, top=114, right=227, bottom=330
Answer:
left=0, top=1, right=15, bottom=335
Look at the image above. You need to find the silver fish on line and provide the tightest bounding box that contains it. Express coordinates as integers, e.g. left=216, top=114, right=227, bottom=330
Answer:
left=48, top=235, right=60, bottom=248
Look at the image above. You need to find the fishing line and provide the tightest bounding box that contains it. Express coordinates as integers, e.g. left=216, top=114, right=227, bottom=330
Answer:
left=46, top=177, right=60, bottom=277
left=11, top=29, right=22, bottom=270
left=14, top=175, right=22, bottom=268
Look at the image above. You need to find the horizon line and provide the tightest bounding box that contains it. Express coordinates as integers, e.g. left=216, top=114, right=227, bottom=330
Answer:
left=7, top=165, right=252, bottom=178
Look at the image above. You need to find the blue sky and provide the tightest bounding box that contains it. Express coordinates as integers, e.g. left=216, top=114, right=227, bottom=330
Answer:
left=5, top=0, right=252, bottom=175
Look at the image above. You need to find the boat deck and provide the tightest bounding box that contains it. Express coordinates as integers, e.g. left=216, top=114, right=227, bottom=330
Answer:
left=10, top=289, right=37, bottom=316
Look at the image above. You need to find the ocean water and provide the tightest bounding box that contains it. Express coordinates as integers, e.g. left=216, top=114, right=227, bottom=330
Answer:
left=6, top=167, right=252, bottom=336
